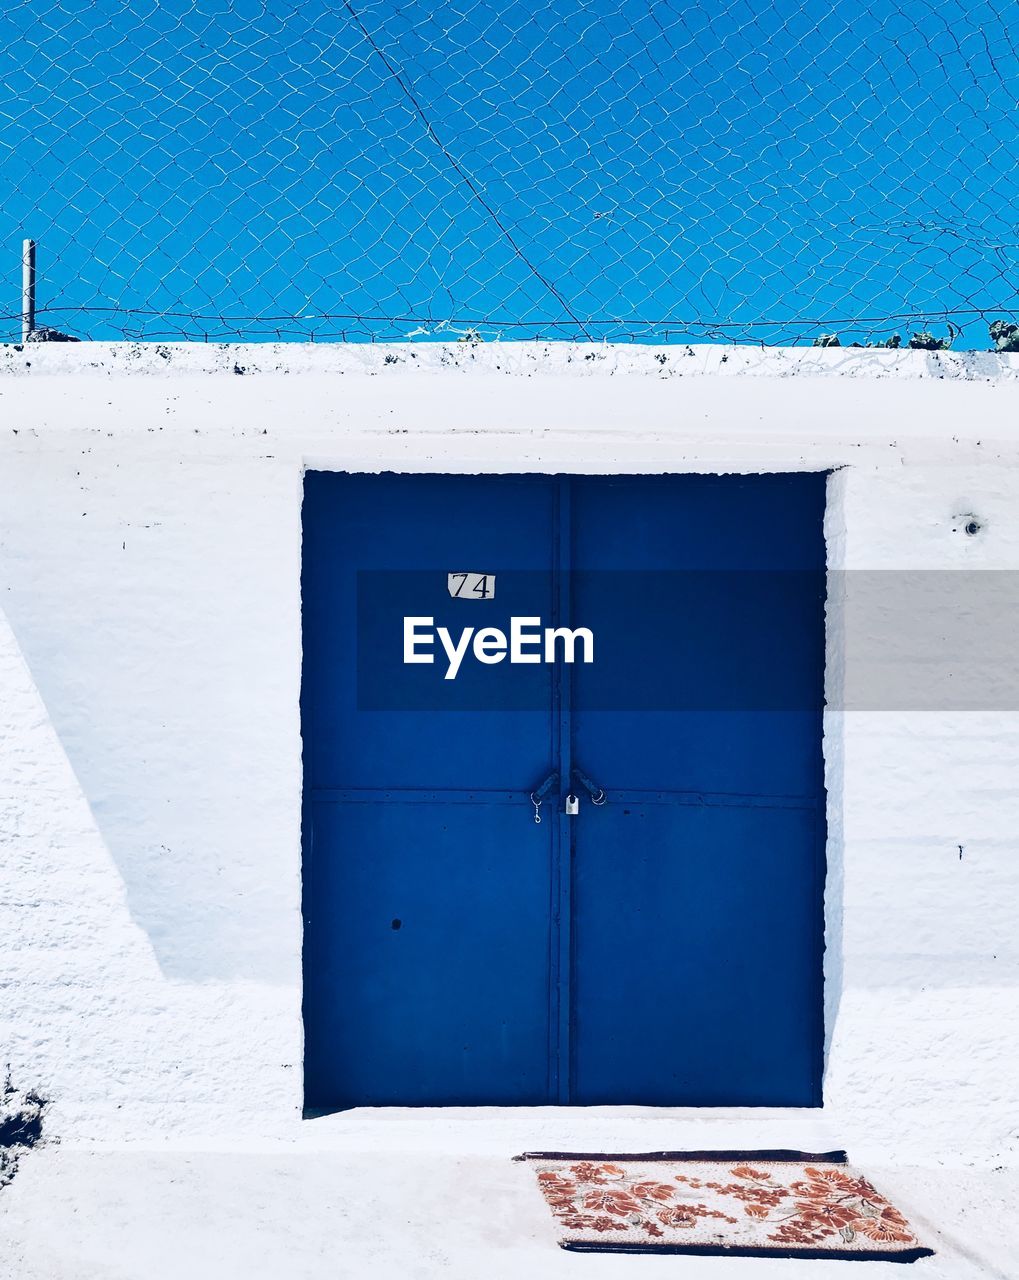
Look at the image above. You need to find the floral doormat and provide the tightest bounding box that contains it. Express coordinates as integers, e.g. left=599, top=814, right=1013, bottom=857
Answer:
left=516, top=1149, right=934, bottom=1261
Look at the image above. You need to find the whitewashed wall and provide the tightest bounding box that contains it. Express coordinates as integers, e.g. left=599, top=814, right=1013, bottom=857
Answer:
left=0, top=343, right=1016, bottom=1165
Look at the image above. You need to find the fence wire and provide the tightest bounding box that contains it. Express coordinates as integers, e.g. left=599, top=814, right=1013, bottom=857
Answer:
left=1, top=0, right=1017, bottom=346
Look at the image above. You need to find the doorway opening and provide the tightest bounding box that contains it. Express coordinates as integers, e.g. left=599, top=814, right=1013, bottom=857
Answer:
left=301, top=472, right=828, bottom=1112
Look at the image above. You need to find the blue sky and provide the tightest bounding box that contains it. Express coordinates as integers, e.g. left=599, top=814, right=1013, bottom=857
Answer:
left=1, top=0, right=1016, bottom=344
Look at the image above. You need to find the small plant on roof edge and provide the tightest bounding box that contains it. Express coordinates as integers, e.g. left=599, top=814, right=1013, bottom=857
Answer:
left=908, top=331, right=952, bottom=351
left=814, top=333, right=902, bottom=348
left=989, top=320, right=1019, bottom=352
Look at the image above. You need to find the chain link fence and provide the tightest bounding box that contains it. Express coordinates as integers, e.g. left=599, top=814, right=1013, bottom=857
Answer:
left=1, top=0, right=1017, bottom=346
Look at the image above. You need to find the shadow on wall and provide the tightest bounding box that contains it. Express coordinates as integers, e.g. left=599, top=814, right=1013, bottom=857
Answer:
left=0, top=451, right=302, bottom=983
left=0, top=600, right=164, bottom=985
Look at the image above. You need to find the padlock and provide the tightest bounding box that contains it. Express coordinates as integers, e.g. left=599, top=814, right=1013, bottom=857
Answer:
left=565, top=793, right=580, bottom=816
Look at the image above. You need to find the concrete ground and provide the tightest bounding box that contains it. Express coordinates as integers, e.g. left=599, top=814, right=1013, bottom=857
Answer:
left=0, top=1111, right=1014, bottom=1279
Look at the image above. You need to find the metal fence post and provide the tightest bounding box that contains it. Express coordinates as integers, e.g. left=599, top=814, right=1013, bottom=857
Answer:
left=21, top=239, right=36, bottom=342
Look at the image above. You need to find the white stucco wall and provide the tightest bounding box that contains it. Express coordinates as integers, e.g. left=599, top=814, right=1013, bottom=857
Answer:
left=0, top=342, right=1016, bottom=1165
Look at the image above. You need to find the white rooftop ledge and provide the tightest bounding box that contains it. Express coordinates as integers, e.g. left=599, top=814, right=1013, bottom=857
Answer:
left=2, top=341, right=1019, bottom=381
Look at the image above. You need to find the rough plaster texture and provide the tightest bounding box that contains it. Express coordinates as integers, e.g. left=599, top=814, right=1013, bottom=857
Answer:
left=0, top=344, right=1016, bottom=1166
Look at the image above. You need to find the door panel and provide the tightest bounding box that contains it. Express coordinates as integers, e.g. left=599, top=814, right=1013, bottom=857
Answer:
left=301, top=471, right=556, bottom=791
left=570, top=474, right=827, bottom=797
left=304, top=798, right=553, bottom=1108
left=571, top=798, right=822, bottom=1105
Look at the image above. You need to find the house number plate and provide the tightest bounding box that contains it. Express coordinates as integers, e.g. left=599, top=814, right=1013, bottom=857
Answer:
left=447, top=572, right=495, bottom=600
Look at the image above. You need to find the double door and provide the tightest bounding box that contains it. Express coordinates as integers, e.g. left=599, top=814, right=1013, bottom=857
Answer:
left=302, top=472, right=827, bottom=1110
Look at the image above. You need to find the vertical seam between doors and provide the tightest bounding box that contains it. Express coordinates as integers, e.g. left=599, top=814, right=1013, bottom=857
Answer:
left=554, top=475, right=574, bottom=1103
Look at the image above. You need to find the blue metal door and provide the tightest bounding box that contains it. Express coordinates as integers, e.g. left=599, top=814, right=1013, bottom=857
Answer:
left=568, top=475, right=827, bottom=1105
left=302, top=473, right=561, bottom=1108
left=302, top=471, right=826, bottom=1111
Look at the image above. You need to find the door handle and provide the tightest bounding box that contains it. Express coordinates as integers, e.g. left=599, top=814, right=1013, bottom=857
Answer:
left=571, top=767, right=606, bottom=806
left=529, top=770, right=559, bottom=824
